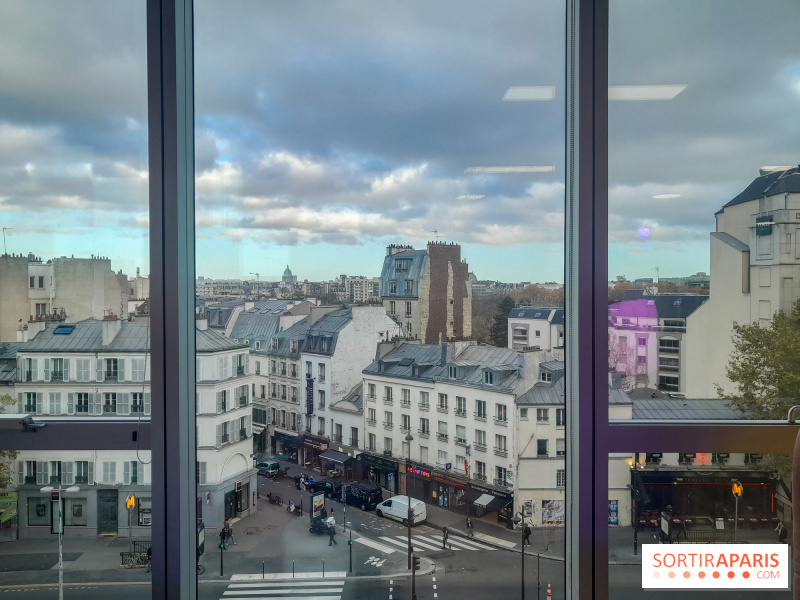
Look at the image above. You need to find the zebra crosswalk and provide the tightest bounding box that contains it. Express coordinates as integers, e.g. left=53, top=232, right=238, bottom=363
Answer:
left=222, top=575, right=345, bottom=600
left=354, top=533, right=497, bottom=555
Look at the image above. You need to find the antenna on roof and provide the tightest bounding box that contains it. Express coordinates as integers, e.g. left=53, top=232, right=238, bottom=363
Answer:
left=430, top=228, right=442, bottom=240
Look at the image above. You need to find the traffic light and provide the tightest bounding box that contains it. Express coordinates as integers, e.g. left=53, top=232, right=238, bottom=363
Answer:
left=412, top=555, right=421, bottom=571
left=348, top=539, right=353, bottom=546
left=219, top=541, right=225, bottom=549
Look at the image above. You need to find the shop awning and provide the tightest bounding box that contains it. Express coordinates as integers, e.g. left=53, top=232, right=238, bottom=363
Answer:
left=319, top=449, right=351, bottom=464
left=485, top=496, right=512, bottom=512
left=473, top=493, right=495, bottom=508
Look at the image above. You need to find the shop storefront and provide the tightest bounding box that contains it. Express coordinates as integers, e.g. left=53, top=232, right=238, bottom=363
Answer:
left=272, top=431, right=299, bottom=461
left=300, top=434, right=328, bottom=468
left=223, top=479, right=250, bottom=520
left=354, top=453, right=398, bottom=493
left=318, top=449, right=353, bottom=479
left=469, top=482, right=514, bottom=525
left=405, top=462, right=472, bottom=514
left=0, top=492, right=17, bottom=542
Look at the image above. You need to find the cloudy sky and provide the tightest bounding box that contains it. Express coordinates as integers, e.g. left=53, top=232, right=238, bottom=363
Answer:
left=1, top=0, right=798, bottom=284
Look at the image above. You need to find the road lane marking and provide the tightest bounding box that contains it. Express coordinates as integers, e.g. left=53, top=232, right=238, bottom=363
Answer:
left=397, top=536, right=450, bottom=551
left=448, top=537, right=495, bottom=551
left=474, top=532, right=517, bottom=548
left=354, top=537, right=397, bottom=554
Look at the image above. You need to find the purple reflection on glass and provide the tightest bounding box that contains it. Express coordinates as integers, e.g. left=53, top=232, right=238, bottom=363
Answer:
left=638, top=227, right=651, bottom=239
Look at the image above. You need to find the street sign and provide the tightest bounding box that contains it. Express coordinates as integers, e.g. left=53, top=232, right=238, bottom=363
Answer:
left=732, top=481, right=743, bottom=497
left=126, top=494, right=136, bottom=510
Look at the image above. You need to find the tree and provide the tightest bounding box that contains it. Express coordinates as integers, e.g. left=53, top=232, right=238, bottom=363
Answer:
left=0, top=394, right=19, bottom=489
left=489, top=296, right=516, bottom=347
left=719, top=298, right=800, bottom=420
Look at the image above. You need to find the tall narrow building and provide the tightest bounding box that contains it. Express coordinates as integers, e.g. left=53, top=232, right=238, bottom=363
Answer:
left=380, top=242, right=472, bottom=343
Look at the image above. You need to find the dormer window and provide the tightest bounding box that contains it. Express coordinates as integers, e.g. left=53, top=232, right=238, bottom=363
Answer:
left=483, top=371, right=494, bottom=385
left=290, top=340, right=299, bottom=353
left=321, top=337, right=330, bottom=352
left=389, top=280, right=397, bottom=294
left=395, top=258, right=410, bottom=274
left=448, top=366, right=457, bottom=378
left=269, top=338, right=278, bottom=351
left=541, top=371, right=552, bottom=383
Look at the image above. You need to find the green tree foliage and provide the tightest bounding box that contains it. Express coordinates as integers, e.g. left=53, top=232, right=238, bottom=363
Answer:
left=489, top=296, right=516, bottom=347
left=719, top=298, right=800, bottom=419
left=0, top=394, right=19, bottom=489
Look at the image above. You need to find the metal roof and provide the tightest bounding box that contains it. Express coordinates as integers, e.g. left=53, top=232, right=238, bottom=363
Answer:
left=196, top=328, right=248, bottom=353
left=650, top=295, right=708, bottom=319
left=229, top=310, right=283, bottom=343
left=257, top=317, right=311, bottom=358
left=516, top=379, right=633, bottom=406
left=22, top=320, right=150, bottom=353
left=631, top=398, right=743, bottom=420
left=0, top=343, right=23, bottom=361
left=380, top=249, right=428, bottom=298
left=339, top=382, right=363, bottom=411
left=720, top=166, right=800, bottom=211
left=711, top=231, right=750, bottom=253
left=540, top=360, right=564, bottom=373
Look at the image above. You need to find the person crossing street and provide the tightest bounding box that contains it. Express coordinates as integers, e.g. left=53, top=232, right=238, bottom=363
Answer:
left=466, top=517, right=475, bottom=538
left=326, top=508, right=338, bottom=546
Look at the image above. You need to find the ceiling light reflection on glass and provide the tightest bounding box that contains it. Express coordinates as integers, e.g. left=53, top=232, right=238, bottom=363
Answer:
left=502, top=86, right=556, bottom=101
left=652, top=194, right=681, bottom=199
left=638, top=227, right=651, bottom=239
left=456, top=195, right=485, bottom=201
left=464, top=166, right=555, bottom=174
left=609, top=85, right=687, bottom=100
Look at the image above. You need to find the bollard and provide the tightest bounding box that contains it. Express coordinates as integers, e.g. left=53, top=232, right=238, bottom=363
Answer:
left=323, top=558, right=325, bottom=577
left=262, top=561, right=265, bottom=580
left=292, top=560, right=295, bottom=578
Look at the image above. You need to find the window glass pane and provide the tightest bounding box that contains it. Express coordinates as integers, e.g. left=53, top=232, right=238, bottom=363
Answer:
left=195, top=0, right=566, bottom=594
left=608, top=452, right=792, bottom=598
left=608, top=0, right=800, bottom=424
left=0, top=0, right=151, bottom=594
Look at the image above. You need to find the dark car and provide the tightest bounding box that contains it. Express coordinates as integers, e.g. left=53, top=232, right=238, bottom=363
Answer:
left=343, top=482, right=383, bottom=511
left=305, top=479, right=342, bottom=498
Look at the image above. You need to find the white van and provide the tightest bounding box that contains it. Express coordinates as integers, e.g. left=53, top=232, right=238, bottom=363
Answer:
left=375, top=495, right=427, bottom=525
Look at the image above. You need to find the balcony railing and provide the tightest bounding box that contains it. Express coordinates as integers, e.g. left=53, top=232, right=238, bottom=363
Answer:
left=473, top=473, right=487, bottom=482
left=400, top=399, right=411, bottom=407
left=419, top=403, right=429, bottom=412
left=350, top=438, right=359, bottom=447
left=493, top=447, right=508, bottom=457
left=437, top=433, right=448, bottom=442
left=658, top=365, right=680, bottom=372
left=400, top=425, right=410, bottom=433
left=418, top=429, right=430, bottom=438
left=493, top=417, right=508, bottom=426
left=237, top=367, right=245, bottom=376
left=238, top=396, right=248, bottom=407
left=436, top=405, right=448, bottom=413
left=239, top=428, right=248, bottom=441
left=367, top=394, right=376, bottom=402
left=493, top=477, right=508, bottom=487
left=332, top=434, right=342, bottom=443
left=658, top=347, right=679, bottom=354
left=367, top=418, right=376, bottom=426
left=383, top=422, right=393, bottom=430
left=383, top=397, right=393, bottom=405
left=383, top=450, right=393, bottom=458
left=473, top=411, right=487, bottom=422
left=454, top=408, right=467, bottom=417
left=473, top=442, right=487, bottom=452
left=317, top=429, right=325, bottom=436
left=455, top=437, right=467, bottom=446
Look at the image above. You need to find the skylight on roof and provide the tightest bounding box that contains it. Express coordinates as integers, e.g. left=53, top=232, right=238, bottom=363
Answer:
left=534, top=312, right=542, bottom=318
left=673, top=300, right=682, bottom=306
left=53, top=325, right=75, bottom=335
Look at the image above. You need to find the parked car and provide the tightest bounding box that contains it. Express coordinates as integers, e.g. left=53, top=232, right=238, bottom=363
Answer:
left=256, top=461, right=280, bottom=478
left=305, top=479, right=342, bottom=498
left=375, top=495, right=426, bottom=525
left=343, top=482, right=383, bottom=511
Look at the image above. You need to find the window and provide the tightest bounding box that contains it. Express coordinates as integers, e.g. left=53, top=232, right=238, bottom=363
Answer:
left=131, top=393, right=144, bottom=414
left=384, top=411, right=393, bottom=427
left=24, top=392, right=37, bottom=413
left=271, top=360, right=277, bottom=374
left=76, top=393, right=89, bottom=414
left=389, top=280, right=397, bottom=294
left=541, top=371, right=552, bottom=382
left=455, top=396, right=466, bottom=415
left=475, top=399, right=486, bottom=419
left=130, top=358, right=146, bottom=382
left=659, top=338, right=680, bottom=353
left=384, top=386, right=393, bottom=402
left=305, top=360, right=312, bottom=375
left=475, top=429, right=486, bottom=449
left=419, top=391, right=429, bottom=408
left=401, top=388, right=411, bottom=405
left=636, top=355, right=646, bottom=365
left=495, top=466, right=508, bottom=486
left=448, top=365, right=457, bottom=378
left=74, top=461, right=92, bottom=486
left=290, top=363, right=297, bottom=377
left=270, top=383, right=277, bottom=398
left=556, top=469, right=566, bottom=488
left=475, top=461, right=486, bottom=481
left=496, top=404, right=507, bottom=422
left=483, top=371, right=494, bottom=384
left=350, top=427, right=359, bottom=447
left=419, top=417, right=430, bottom=435
left=519, top=408, right=528, bottom=419
left=103, top=393, right=117, bottom=414
left=536, top=408, right=549, bottom=422
left=556, top=408, right=565, bottom=427
left=637, top=336, right=647, bottom=346
left=75, top=358, right=91, bottom=382
left=281, top=361, right=287, bottom=375
left=438, top=449, right=448, bottom=465
left=405, top=301, right=412, bottom=316
left=367, top=383, right=376, bottom=399
left=334, top=423, right=342, bottom=442
left=290, top=340, right=298, bottom=353
left=437, top=420, right=448, bottom=441
left=383, top=437, right=393, bottom=455
left=105, top=358, right=119, bottom=380
left=389, top=300, right=395, bottom=314
left=535, top=329, right=541, bottom=337
left=318, top=417, right=325, bottom=435
left=556, top=438, right=565, bottom=457
left=437, top=393, right=447, bottom=410
left=404, top=280, right=413, bottom=295
left=281, top=384, right=287, bottom=400
left=401, top=414, right=411, bottom=431
left=456, top=425, right=466, bottom=444
left=368, top=408, right=376, bottom=424
left=318, top=363, right=325, bottom=381
left=537, top=439, right=548, bottom=457
left=50, top=358, right=64, bottom=380
left=368, top=433, right=376, bottom=451
left=48, top=392, right=61, bottom=415
left=101, top=461, right=117, bottom=485
left=38, top=275, right=44, bottom=288
left=49, top=461, right=62, bottom=484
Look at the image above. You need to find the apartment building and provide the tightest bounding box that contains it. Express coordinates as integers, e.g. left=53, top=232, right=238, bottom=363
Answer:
left=380, top=242, right=472, bottom=343
left=686, top=166, right=800, bottom=397
left=507, top=307, right=565, bottom=351
left=362, top=341, right=541, bottom=515
left=9, top=316, right=255, bottom=539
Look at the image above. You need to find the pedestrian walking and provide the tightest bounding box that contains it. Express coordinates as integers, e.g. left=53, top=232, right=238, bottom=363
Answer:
left=224, top=519, right=236, bottom=544
left=776, top=521, right=788, bottom=543
left=466, top=517, right=475, bottom=538
left=326, top=508, right=337, bottom=546
left=523, top=523, right=531, bottom=546
left=442, top=526, right=449, bottom=549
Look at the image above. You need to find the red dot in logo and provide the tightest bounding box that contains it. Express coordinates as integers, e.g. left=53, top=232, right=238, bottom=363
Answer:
left=743, top=572, right=750, bottom=579
left=683, top=571, right=691, bottom=579
left=712, top=571, right=720, bottom=579
left=698, top=571, right=706, bottom=579
left=728, top=571, right=735, bottom=579
left=668, top=571, right=676, bottom=579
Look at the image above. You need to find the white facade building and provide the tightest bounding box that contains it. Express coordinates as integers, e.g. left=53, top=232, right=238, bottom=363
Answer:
left=507, top=307, right=565, bottom=351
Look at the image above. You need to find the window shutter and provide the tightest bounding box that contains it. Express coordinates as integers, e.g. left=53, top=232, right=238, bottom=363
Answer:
left=119, top=393, right=130, bottom=416
left=48, top=392, right=57, bottom=415
left=96, top=359, right=104, bottom=382
left=17, top=461, right=23, bottom=485
left=245, top=354, right=250, bottom=375
left=64, top=462, right=74, bottom=485
left=93, top=393, right=103, bottom=416
left=16, top=358, right=23, bottom=382
left=216, top=391, right=222, bottom=413
left=123, top=461, right=131, bottom=485
left=44, top=358, right=50, bottom=382
left=216, top=424, right=223, bottom=448
left=231, top=355, right=236, bottom=376
left=196, top=358, right=201, bottom=381
left=31, top=359, right=38, bottom=381
left=199, top=462, right=207, bottom=485
left=35, top=393, right=43, bottom=415
left=36, top=461, right=47, bottom=485
left=17, top=392, right=23, bottom=413
left=118, top=358, right=125, bottom=382
left=87, top=461, right=94, bottom=485
left=143, top=393, right=151, bottom=416
left=67, top=393, right=75, bottom=415
left=63, top=359, right=69, bottom=382
left=215, top=358, right=221, bottom=380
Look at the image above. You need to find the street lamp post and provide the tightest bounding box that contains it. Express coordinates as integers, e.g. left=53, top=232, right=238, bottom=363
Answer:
left=405, top=432, right=414, bottom=570
left=512, top=513, right=525, bottom=600
left=40, top=484, right=80, bottom=600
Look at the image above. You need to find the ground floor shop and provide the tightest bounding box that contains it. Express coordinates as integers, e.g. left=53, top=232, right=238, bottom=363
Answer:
left=353, top=452, right=398, bottom=494
left=300, top=434, right=329, bottom=469
left=197, top=471, right=258, bottom=529
left=270, top=429, right=301, bottom=462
